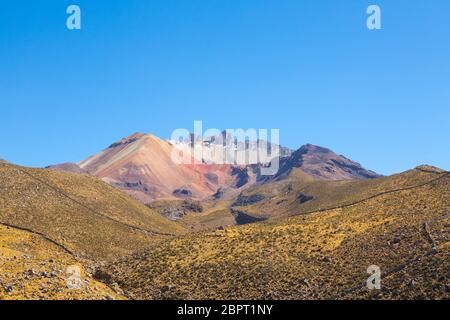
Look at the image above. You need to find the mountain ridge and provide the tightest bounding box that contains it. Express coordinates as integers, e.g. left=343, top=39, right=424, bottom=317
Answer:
left=260, top=143, right=381, bottom=182
left=48, top=132, right=381, bottom=203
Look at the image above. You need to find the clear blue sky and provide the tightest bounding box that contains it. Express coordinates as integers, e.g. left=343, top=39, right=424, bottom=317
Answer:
left=1, top=0, right=449, bottom=174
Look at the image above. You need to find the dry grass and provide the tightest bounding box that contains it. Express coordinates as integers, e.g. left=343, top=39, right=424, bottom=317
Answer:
left=0, top=163, right=185, bottom=261
left=179, top=209, right=236, bottom=231
left=233, top=166, right=447, bottom=219
left=1, top=162, right=447, bottom=300
left=0, top=224, right=124, bottom=300
left=102, top=170, right=449, bottom=300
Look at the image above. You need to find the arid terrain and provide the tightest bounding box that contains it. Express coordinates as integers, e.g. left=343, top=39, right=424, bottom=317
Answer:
left=99, top=167, right=449, bottom=300
left=1, top=134, right=448, bottom=300
left=0, top=162, right=184, bottom=299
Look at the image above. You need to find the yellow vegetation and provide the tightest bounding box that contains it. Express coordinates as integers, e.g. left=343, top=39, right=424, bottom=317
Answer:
left=0, top=163, right=185, bottom=261
left=102, top=171, right=449, bottom=300
left=0, top=225, right=124, bottom=300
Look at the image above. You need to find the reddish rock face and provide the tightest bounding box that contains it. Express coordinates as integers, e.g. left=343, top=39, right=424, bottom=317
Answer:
left=75, top=133, right=249, bottom=203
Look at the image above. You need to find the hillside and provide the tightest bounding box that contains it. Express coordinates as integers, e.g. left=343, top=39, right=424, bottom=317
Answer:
left=230, top=166, right=447, bottom=220
left=153, top=166, right=446, bottom=231
left=0, top=224, right=124, bottom=300
left=99, top=168, right=449, bottom=300
left=0, top=162, right=185, bottom=262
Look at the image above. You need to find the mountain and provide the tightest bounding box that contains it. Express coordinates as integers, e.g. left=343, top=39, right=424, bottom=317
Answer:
left=49, top=133, right=380, bottom=203
left=260, top=144, right=381, bottom=182
left=71, top=133, right=250, bottom=203
left=99, top=167, right=449, bottom=300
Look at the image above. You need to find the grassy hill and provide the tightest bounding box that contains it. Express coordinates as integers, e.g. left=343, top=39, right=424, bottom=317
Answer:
left=0, top=163, right=185, bottom=262
left=1, top=162, right=447, bottom=300
left=152, top=166, right=448, bottom=231
left=0, top=224, right=124, bottom=300
left=231, top=166, right=447, bottom=220
left=180, top=208, right=236, bottom=231
left=100, top=168, right=449, bottom=300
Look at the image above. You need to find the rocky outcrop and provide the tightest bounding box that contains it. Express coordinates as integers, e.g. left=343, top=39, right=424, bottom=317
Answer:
left=232, top=193, right=265, bottom=206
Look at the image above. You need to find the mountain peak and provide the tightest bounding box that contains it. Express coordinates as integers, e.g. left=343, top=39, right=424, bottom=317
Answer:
left=270, top=144, right=381, bottom=181
left=415, top=165, right=447, bottom=174
left=108, top=132, right=146, bottom=149
left=298, top=144, right=333, bottom=154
